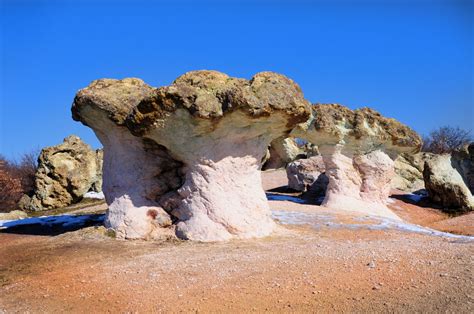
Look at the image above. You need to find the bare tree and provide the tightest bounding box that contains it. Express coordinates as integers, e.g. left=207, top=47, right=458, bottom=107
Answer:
left=0, top=150, right=39, bottom=212
left=0, top=156, right=23, bottom=212
left=15, top=150, right=39, bottom=194
left=422, top=126, right=472, bottom=154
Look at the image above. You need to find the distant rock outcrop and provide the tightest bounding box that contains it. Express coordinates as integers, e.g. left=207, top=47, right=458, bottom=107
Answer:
left=452, top=143, right=474, bottom=194
left=423, top=145, right=474, bottom=212
left=262, top=137, right=302, bottom=170
left=19, top=136, right=103, bottom=211
left=286, top=156, right=328, bottom=195
left=72, top=71, right=311, bottom=241
left=292, top=104, right=422, bottom=219
left=391, top=152, right=433, bottom=192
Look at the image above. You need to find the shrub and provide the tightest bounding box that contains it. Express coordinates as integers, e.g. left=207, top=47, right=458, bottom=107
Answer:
left=0, top=157, right=23, bottom=212
left=0, top=150, right=39, bottom=212
left=422, top=126, right=472, bottom=154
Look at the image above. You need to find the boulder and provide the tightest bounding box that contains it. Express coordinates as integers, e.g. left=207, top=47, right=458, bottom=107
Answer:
left=286, top=156, right=327, bottom=194
left=262, top=137, right=302, bottom=170
left=20, top=136, right=103, bottom=211
left=391, top=152, right=433, bottom=192
left=423, top=153, right=474, bottom=212
left=292, top=104, right=422, bottom=219
left=72, top=71, right=311, bottom=241
left=452, top=143, right=474, bottom=193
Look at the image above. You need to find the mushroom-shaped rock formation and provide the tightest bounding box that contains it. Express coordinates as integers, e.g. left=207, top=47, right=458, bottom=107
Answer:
left=292, top=104, right=422, bottom=220
left=72, top=71, right=311, bottom=241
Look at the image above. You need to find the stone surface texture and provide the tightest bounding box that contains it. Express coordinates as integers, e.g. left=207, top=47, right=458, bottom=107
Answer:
left=292, top=104, right=422, bottom=219
left=72, top=71, right=311, bottom=241
left=391, top=152, right=433, bottom=192
left=20, top=136, right=103, bottom=211
left=452, top=143, right=474, bottom=194
left=286, top=155, right=328, bottom=194
left=262, top=137, right=302, bottom=170
left=423, top=153, right=474, bottom=212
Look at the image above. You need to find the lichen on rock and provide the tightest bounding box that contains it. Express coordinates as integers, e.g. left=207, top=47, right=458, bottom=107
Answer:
left=20, top=135, right=103, bottom=211
left=72, top=70, right=311, bottom=241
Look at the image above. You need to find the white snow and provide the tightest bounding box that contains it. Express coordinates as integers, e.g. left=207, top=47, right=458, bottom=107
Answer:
left=271, top=210, right=474, bottom=241
left=83, top=191, right=105, bottom=199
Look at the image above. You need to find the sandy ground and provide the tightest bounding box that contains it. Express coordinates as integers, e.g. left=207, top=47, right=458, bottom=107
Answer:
left=1, top=169, right=473, bottom=313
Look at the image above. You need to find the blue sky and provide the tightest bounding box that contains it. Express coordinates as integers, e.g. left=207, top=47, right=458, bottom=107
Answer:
left=1, top=0, right=472, bottom=160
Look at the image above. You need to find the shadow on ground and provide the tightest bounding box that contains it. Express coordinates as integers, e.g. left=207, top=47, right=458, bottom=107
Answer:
left=266, top=186, right=324, bottom=206
left=0, top=214, right=105, bottom=236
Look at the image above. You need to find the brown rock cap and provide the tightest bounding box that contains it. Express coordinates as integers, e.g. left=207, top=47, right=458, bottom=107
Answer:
left=72, top=70, right=311, bottom=135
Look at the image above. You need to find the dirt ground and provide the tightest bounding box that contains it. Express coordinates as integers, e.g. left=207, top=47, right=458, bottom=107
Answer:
left=1, top=170, right=473, bottom=313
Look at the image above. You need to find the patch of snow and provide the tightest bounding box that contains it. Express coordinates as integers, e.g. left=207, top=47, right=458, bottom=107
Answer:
left=374, top=218, right=474, bottom=241
left=272, top=210, right=333, bottom=225
left=271, top=210, right=474, bottom=241
left=386, top=198, right=396, bottom=204
left=83, top=191, right=105, bottom=199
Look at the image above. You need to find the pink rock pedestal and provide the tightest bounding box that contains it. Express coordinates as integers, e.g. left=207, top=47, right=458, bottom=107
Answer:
left=147, top=111, right=293, bottom=241
left=319, top=145, right=400, bottom=220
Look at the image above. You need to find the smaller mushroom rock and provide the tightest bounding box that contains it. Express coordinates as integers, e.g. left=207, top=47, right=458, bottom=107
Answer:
left=73, top=71, right=311, bottom=241
left=292, top=104, right=421, bottom=219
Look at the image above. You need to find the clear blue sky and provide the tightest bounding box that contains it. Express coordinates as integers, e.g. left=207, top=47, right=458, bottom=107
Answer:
left=1, top=0, right=472, bottom=160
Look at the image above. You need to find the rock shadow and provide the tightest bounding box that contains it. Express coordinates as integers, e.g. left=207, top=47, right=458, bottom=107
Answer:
left=0, top=214, right=105, bottom=236
left=390, top=190, right=444, bottom=210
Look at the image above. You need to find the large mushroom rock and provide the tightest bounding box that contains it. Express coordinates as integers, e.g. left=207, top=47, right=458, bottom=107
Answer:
left=423, top=153, right=474, bottom=213
left=73, top=78, right=180, bottom=239
left=292, top=104, right=422, bottom=219
left=262, top=137, right=302, bottom=170
left=72, top=71, right=311, bottom=241
left=20, top=135, right=103, bottom=211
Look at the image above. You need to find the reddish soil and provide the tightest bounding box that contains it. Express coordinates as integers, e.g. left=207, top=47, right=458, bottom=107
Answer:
left=0, top=169, right=472, bottom=313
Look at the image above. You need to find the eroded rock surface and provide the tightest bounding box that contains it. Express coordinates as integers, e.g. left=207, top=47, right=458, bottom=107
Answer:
left=292, top=104, right=422, bottom=219
left=423, top=154, right=474, bottom=212
left=72, top=71, right=311, bottom=241
left=391, top=152, right=433, bottom=192
left=262, top=137, right=302, bottom=170
left=286, top=156, right=327, bottom=194
left=452, top=143, right=474, bottom=194
left=20, top=136, right=103, bottom=211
